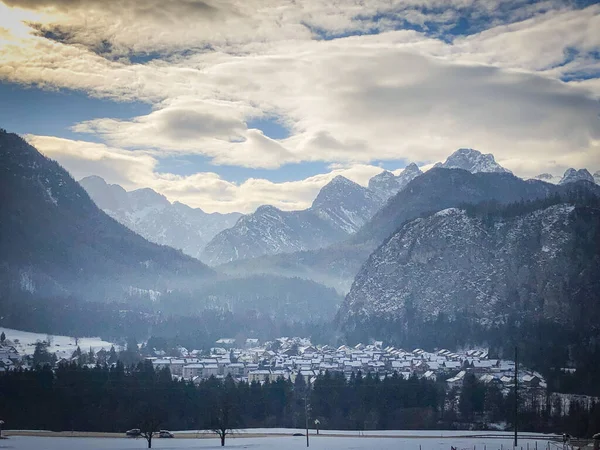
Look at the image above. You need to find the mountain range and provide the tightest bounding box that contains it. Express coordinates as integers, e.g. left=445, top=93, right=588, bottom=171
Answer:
left=201, top=175, right=385, bottom=265
left=79, top=175, right=241, bottom=260
left=338, top=187, right=600, bottom=343
left=3, top=127, right=600, bottom=356
left=0, top=129, right=348, bottom=332
left=0, top=130, right=213, bottom=302
left=218, top=151, right=600, bottom=293
left=367, top=163, right=422, bottom=201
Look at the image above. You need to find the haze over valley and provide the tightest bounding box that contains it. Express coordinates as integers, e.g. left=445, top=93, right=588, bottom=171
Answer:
left=1, top=0, right=600, bottom=441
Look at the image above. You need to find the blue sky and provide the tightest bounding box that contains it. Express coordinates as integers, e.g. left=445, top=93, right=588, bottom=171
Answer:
left=1, top=0, right=599, bottom=212
left=0, top=82, right=151, bottom=142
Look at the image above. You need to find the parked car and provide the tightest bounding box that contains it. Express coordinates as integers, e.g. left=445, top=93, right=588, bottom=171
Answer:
left=125, top=428, right=141, bottom=437
left=159, top=430, right=174, bottom=438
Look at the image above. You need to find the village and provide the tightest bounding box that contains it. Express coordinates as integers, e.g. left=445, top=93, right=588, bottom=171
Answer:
left=0, top=332, right=547, bottom=394
left=145, top=336, right=547, bottom=394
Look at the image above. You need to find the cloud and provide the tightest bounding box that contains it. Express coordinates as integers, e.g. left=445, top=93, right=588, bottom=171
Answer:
left=28, top=134, right=384, bottom=213
left=447, top=5, right=600, bottom=73
left=73, top=99, right=251, bottom=144
left=25, top=135, right=158, bottom=188
left=2, top=0, right=600, bottom=212
left=58, top=35, right=600, bottom=175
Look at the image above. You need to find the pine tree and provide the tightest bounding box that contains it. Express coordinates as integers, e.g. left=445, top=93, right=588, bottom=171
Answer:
left=32, top=341, right=52, bottom=367
left=0, top=331, right=5, bottom=343
left=108, top=346, right=118, bottom=365
left=87, top=347, right=96, bottom=365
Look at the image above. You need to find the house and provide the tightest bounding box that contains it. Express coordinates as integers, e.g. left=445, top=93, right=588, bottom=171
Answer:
left=391, top=360, right=411, bottom=371
left=224, top=363, right=245, bottom=378
left=152, top=359, right=171, bottom=371
left=203, top=364, right=219, bottom=378
left=444, top=361, right=461, bottom=370
left=183, top=364, right=205, bottom=379
left=215, top=338, right=236, bottom=348
left=248, top=370, right=271, bottom=384
left=446, top=370, right=466, bottom=389
left=422, top=370, right=437, bottom=381
left=479, top=374, right=500, bottom=385
left=244, top=363, right=259, bottom=376
left=169, top=359, right=186, bottom=376
left=521, top=374, right=542, bottom=388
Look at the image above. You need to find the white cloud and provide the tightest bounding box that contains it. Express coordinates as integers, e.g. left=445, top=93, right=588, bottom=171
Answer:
left=25, top=135, right=157, bottom=188
left=2, top=0, right=600, bottom=212
left=66, top=36, right=600, bottom=175
left=28, top=134, right=384, bottom=213
left=447, top=5, right=600, bottom=72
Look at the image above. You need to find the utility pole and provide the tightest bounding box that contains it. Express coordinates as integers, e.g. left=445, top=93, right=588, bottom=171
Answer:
left=305, top=391, right=309, bottom=447
left=514, top=346, right=518, bottom=448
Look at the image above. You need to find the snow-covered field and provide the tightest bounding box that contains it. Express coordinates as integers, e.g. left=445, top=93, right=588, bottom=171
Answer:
left=0, top=327, right=117, bottom=357
left=3, top=434, right=558, bottom=450
left=175, top=429, right=556, bottom=438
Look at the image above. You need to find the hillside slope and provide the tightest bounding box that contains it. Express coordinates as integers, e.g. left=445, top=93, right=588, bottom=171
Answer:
left=0, top=130, right=214, bottom=302
left=338, top=197, right=600, bottom=343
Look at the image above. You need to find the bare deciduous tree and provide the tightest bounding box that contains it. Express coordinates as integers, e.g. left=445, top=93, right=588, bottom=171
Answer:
left=209, top=375, right=240, bottom=447
left=139, top=416, right=161, bottom=449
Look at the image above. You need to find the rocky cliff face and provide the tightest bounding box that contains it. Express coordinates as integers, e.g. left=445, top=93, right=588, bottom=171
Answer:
left=338, top=201, right=600, bottom=338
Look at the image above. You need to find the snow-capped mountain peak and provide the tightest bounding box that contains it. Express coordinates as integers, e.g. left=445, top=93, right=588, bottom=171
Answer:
left=434, top=148, right=510, bottom=174
left=202, top=175, right=384, bottom=265
left=559, top=168, right=595, bottom=185
left=533, top=173, right=559, bottom=183
left=79, top=176, right=241, bottom=260
left=312, top=176, right=364, bottom=208
left=368, top=163, right=423, bottom=201
left=399, top=163, right=421, bottom=177
left=128, top=187, right=171, bottom=210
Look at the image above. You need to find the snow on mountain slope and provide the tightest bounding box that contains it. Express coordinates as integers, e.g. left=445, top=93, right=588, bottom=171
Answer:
left=311, top=176, right=383, bottom=234
left=434, top=148, right=510, bottom=173
left=0, top=326, right=116, bottom=356
left=559, top=168, right=595, bottom=185
left=338, top=202, right=600, bottom=337
left=368, top=163, right=422, bottom=201
left=79, top=176, right=241, bottom=260
left=533, top=173, right=560, bottom=184
left=202, top=176, right=383, bottom=265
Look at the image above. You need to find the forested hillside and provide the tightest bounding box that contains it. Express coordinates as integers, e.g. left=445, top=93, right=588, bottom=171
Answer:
left=0, top=130, right=214, bottom=302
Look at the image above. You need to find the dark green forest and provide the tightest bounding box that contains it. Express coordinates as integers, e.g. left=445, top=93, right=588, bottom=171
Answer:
left=1, top=363, right=599, bottom=440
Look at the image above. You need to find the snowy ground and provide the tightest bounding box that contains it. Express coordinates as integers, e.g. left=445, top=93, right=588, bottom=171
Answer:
left=0, top=327, right=117, bottom=357
left=2, top=434, right=558, bottom=450
left=174, top=429, right=557, bottom=438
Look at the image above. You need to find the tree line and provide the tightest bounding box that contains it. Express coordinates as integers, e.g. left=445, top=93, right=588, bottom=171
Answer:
left=1, top=362, right=599, bottom=446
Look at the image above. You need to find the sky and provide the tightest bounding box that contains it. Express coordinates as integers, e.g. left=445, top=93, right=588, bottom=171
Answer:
left=0, top=0, right=599, bottom=213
